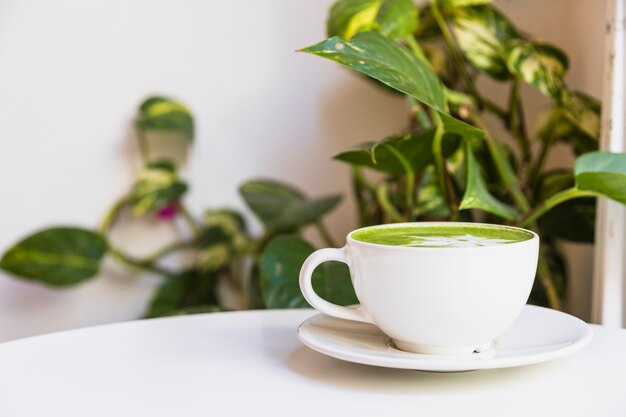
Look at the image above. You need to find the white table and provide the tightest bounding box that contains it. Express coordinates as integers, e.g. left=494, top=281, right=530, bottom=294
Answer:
left=0, top=310, right=624, bottom=417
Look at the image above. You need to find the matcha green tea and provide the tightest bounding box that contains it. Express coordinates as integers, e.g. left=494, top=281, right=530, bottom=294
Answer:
left=351, top=224, right=533, bottom=248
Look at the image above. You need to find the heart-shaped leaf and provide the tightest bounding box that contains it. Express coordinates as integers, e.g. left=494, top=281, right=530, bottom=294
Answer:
left=334, top=128, right=461, bottom=174
left=136, top=96, right=194, bottom=141
left=240, top=180, right=341, bottom=232
left=507, top=40, right=569, bottom=100
left=327, top=0, right=418, bottom=41
left=574, top=152, right=626, bottom=204
left=129, top=160, right=188, bottom=216
left=259, top=235, right=357, bottom=309
left=451, top=5, right=520, bottom=80
left=144, top=269, right=218, bottom=318
left=459, top=143, right=518, bottom=220
left=300, top=31, right=446, bottom=113
left=0, top=227, right=107, bottom=286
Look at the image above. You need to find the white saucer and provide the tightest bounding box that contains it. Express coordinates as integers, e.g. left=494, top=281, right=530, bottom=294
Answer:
left=297, top=305, right=593, bottom=372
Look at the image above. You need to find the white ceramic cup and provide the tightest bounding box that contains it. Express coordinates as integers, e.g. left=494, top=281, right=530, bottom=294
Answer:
left=299, top=222, right=539, bottom=355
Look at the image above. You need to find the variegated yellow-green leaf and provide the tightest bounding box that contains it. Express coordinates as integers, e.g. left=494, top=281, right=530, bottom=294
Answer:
left=451, top=5, right=520, bottom=80
left=327, top=0, right=418, bottom=40
left=507, top=40, right=569, bottom=100
left=0, top=227, right=107, bottom=286
left=129, top=160, right=188, bottom=216
left=196, top=209, right=252, bottom=273
left=562, top=91, right=601, bottom=139
left=537, top=91, right=600, bottom=155
left=459, top=143, right=518, bottom=220
left=575, top=152, right=626, bottom=204
left=300, top=31, right=446, bottom=112
left=136, top=96, right=194, bottom=141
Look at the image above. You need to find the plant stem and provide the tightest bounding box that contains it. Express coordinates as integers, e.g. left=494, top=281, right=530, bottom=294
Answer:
left=508, top=78, right=531, bottom=165
left=430, top=110, right=458, bottom=217
left=376, top=183, right=404, bottom=223
left=382, top=144, right=416, bottom=220
left=537, top=253, right=562, bottom=311
left=405, top=36, right=429, bottom=64
left=100, top=198, right=175, bottom=277
left=527, top=136, right=554, bottom=187
left=469, top=114, right=531, bottom=213
left=136, top=128, right=151, bottom=166
left=177, top=202, right=203, bottom=237
left=315, top=221, right=338, bottom=247
left=143, top=239, right=197, bottom=263
left=431, top=1, right=477, bottom=97
left=520, top=188, right=597, bottom=227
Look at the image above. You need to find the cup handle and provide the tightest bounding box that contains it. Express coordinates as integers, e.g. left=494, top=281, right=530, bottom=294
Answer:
left=299, top=246, right=373, bottom=324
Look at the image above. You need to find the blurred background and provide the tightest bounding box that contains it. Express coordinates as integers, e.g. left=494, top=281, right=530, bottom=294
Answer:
left=0, top=0, right=606, bottom=341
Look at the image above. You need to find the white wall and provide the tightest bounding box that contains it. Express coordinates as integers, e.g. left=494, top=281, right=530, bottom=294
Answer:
left=0, top=0, right=606, bottom=341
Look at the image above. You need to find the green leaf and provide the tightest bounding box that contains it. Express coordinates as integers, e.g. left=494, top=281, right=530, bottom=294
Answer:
left=196, top=211, right=252, bottom=273
left=375, top=0, right=419, bottom=40
left=574, top=152, right=626, bottom=205
left=507, top=40, right=569, bottom=100
left=459, top=143, right=518, bottom=220
left=300, top=31, right=446, bottom=112
left=129, top=160, right=188, bottom=216
left=537, top=92, right=600, bottom=156
left=451, top=5, right=520, bottom=80
left=535, top=170, right=595, bottom=243
left=0, top=227, right=107, bottom=287
left=239, top=180, right=341, bottom=232
left=334, top=128, right=460, bottom=174
left=562, top=91, right=601, bottom=139
left=136, top=96, right=194, bottom=141
left=417, top=166, right=450, bottom=218
left=259, top=235, right=358, bottom=309
left=144, top=269, right=218, bottom=318
left=327, top=0, right=418, bottom=40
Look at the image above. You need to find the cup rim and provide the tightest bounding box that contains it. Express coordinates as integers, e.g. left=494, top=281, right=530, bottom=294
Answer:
left=347, top=221, right=539, bottom=251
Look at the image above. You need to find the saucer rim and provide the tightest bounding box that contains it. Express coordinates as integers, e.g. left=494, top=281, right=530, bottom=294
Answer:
left=297, top=305, right=594, bottom=372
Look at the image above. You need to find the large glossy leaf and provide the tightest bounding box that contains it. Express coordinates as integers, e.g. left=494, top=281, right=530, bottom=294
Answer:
left=129, top=160, right=188, bottom=216
left=459, top=143, right=518, bottom=220
left=536, top=170, right=595, bottom=243
left=574, top=152, right=626, bottom=204
left=136, top=96, right=194, bottom=141
left=144, top=269, right=218, bottom=318
left=0, top=227, right=107, bottom=286
left=300, top=31, right=446, bottom=112
left=334, top=128, right=460, bottom=174
left=259, top=235, right=358, bottom=309
left=239, top=180, right=341, bottom=232
left=327, top=0, right=418, bottom=40
left=507, top=40, right=569, bottom=100
left=451, top=5, right=520, bottom=80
